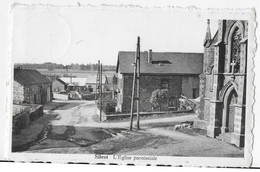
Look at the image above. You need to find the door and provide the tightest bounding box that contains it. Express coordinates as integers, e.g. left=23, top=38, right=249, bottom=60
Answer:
left=34, top=95, right=37, bottom=104
left=47, top=86, right=51, bottom=102
left=226, top=90, right=237, bottom=133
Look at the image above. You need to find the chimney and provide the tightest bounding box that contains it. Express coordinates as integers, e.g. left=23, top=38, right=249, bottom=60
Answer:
left=148, top=49, right=152, bottom=63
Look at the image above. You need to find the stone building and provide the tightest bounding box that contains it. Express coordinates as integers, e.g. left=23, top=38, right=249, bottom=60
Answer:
left=52, top=78, right=68, bottom=92
left=116, top=51, right=203, bottom=113
left=13, top=68, right=52, bottom=104
left=194, top=20, right=248, bottom=147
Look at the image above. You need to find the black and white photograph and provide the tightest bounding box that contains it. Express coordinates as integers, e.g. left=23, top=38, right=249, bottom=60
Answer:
left=0, top=1, right=258, bottom=168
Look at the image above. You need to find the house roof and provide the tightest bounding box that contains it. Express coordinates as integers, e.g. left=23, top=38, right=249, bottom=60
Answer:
left=59, top=76, right=107, bottom=86
left=59, top=77, right=87, bottom=86
left=116, top=51, right=203, bottom=75
left=54, top=78, right=68, bottom=86
left=84, top=75, right=108, bottom=84
left=14, top=68, right=51, bottom=85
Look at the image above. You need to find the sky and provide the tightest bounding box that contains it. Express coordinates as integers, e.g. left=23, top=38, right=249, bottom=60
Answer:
left=11, top=6, right=218, bottom=65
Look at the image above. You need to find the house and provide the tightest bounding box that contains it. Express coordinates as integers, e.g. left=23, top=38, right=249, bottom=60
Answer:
left=83, top=75, right=110, bottom=92
left=59, top=77, right=88, bottom=92
left=116, top=50, right=203, bottom=113
left=13, top=68, right=52, bottom=104
left=194, top=20, right=247, bottom=147
left=57, top=76, right=109, bottom=93
left=52, top=78, right=68, bottom=92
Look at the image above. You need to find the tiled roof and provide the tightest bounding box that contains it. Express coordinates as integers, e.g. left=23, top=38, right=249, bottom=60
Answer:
left=59, top=76, right=107, bottom=86
left=116, top=51, right=203, bottom=74
left=59, top=77, right=87, bottom=86
left=14, top=69, right=51, bottom=85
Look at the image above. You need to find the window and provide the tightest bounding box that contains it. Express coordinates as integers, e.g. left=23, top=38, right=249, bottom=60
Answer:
left=25, top=87, right=30, bottom=103
left=230, top=27, right=242, bottom=73
left=210, top=67, right=214, bottom=92
left=161, top=79, right=169, bottom=89
left=192, top=88, right=199, bottom=98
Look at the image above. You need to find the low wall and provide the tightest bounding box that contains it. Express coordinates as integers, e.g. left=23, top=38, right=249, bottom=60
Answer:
left=99, top=110, right=193, bottom=121
left=82, top=93, right=96, bottom=100
left=12, top=104, right=43, bottom=135
left=53, top=93, right=69, bottom=100
left=13, top=104, right=30, bottom=116
left=193, top=118, right=208, bottom=130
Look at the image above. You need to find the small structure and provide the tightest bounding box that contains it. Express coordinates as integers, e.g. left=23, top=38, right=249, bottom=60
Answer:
left=53, top=77, right=109, bottom=100
left=116, top=50, right=203, bottom=113
left=13, top=68, right=52, bottom=104
left=59, top=77, right=88, bottom=92
left=84, top=75, right=110, bottom=92
left=52, top=78, right=68, bottom=92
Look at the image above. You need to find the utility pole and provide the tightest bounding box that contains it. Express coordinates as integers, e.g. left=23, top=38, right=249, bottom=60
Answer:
left=130, top=36, right=141, bottom=130
left=136, top=37, right=141, bottom=129
left=99, top=63, right=103, bottom=121
left=95, top=60, right=100, bottom=101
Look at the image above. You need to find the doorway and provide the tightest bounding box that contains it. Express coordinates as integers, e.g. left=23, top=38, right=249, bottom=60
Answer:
left=225, top=90, right=238, bottom=133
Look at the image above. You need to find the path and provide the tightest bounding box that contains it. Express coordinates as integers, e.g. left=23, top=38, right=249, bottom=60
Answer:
left=50, top=100, right=196, bottom=128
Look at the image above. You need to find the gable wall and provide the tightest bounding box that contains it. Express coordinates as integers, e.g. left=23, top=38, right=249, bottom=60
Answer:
left=120, top=74, right=191, bottom=113
left=52, top=80, right=66, bottom=92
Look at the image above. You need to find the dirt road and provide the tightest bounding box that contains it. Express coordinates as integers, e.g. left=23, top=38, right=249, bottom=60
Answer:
left=13, top=100, right=243, bottom=157
left=49, top=100, right=196, bottom=128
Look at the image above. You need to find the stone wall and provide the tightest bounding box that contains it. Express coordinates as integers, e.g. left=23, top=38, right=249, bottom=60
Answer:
left=121, top=74, right=183, bottom=113
left=12, top=104, right=43, bottom=135
left=13, top=81, right=24, bottom=104
left=52, top=80, right=66, bottom=92
left=23, top=83, right=52, bottom=104
left=204, top=46, right=215, bottom=73
left=181, top=76, right=200, bottom=99
left=53, top=93, right=69, bottom=100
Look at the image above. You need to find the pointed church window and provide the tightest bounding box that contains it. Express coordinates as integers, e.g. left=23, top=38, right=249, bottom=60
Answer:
left=230, top=27, right=242, bottom=73
left=210, top=66, right=214, bottom=92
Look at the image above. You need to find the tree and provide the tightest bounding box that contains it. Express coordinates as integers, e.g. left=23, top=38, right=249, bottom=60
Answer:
left=150, top=89, right=168, bottom=111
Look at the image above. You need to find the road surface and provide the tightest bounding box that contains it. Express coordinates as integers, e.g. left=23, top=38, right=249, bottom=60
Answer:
left=13, top=100, right=244, bottom=157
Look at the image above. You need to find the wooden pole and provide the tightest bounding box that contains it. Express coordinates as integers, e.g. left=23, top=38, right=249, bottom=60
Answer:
left=100, top=63, right=102, bottom=121
left=136, top=37, right=141, bottom=129
left=95, top=60, right=100, bottom=101
left=129, top=37, right=140, bottom=131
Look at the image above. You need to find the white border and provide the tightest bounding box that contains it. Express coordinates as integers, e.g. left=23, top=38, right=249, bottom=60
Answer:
left=0, top=0, right=259, bottom=169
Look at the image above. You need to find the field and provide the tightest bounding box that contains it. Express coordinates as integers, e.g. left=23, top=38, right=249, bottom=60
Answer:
left=37, top=69, right=116, bottom=80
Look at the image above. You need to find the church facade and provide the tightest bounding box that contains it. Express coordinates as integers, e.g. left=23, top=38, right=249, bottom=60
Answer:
left=194, top=19, right=248, bottom=147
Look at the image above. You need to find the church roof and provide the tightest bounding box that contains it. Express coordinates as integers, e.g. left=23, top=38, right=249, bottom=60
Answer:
left=14, top=68, right=51, bottom=85
left=116, top=51, right=203, bottom=75
left=205, top=31, right=219, bottom=48
left=204, top=20, right=212, bottom=46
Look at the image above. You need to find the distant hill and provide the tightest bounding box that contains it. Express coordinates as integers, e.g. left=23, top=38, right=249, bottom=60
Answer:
left=14, top=62, right=116, bottom=71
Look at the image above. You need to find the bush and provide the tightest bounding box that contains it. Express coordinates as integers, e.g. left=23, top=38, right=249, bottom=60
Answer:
left=150, top=89, right=168, bottom=111
left=88, top=87, right=93, bottom=92
left=97, top=94, right=117, bottom=115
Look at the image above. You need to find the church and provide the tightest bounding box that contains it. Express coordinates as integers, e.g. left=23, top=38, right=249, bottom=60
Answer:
left=194, top=19, right=248, bottom=147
